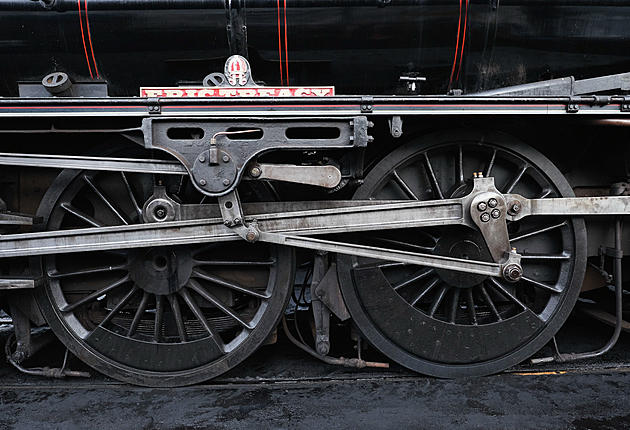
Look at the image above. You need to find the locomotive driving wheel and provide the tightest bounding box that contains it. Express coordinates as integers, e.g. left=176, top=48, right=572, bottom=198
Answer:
left=34, top=166, right=293, bottom=387
left=338, top=130, right=586, bottom=377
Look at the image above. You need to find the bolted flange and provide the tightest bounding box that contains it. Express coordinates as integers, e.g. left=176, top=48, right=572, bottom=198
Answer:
left=191, top=148, right=238, bottom=194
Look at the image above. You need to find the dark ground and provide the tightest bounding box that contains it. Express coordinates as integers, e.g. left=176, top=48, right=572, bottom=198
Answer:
left=1, top=310, right=630, bottom=430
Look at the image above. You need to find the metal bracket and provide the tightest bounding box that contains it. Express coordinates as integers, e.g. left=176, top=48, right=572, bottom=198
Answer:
left=311, top=253, right=332, bottom=355
left=147, top=98, right=161, bottom=115
left=567, top=97, right=581, bottom=113
left=360, top=96, right=373, bottom=113
left=144, top=116, right=369, bottom=196
left=313, top=261, right=350, bottom=321
left=389, top=116, right=403, bottom=138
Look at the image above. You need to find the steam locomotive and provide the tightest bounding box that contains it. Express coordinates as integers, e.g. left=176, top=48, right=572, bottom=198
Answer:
left=0, top=0, right=629, bottom=387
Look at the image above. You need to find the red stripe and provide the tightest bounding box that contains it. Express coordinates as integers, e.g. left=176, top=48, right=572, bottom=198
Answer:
left=277, top=0, right=284, bottom=85
left=455, top=0, right=469, bottom=82
left=84, top=0, right=99, bottom=78
left=283, top=0, right=289, bottom=86
left=448, top=0, right=462, bottom=90
left=77, top=0, right=93, bottom=79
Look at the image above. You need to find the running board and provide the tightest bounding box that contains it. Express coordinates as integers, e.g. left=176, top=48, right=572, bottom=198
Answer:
left=472, top=72, right=630, bottom=96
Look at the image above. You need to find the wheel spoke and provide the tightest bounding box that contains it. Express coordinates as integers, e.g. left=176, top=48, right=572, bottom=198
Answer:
left=371, top=236, right=435, bottom=253
left=457, top=144, right=464, bottom=184
left=422, top=153, right=444, bottom=199
left=487, top=278, right=527, bottom=311
left=188, top=279, right=254, bottom=330
left=510, top=221, right=567, bottom=243
left=504, top=164, right=528, bottom=193
left=179, top=288, right=225, bottom=352
left=120, top=172, right=143, bottom=221
left=484, top=149, right=497, bottom=178
left=410, top=277, right=440, bottom=306
left=520, top=253, right=571, bottom=261
left=60, top=203, right=103, bottom=227
left=61, top=275, right=130, bottom=312
left=99, top=286, right=139, bottom=327
left=83, top=175, right=129, bottom=225
left=520, top=276, right=562, bottom=293
left=154, top=295, right=163, bottom=342
left=393, top=268, right=435, bottom=291
left=392, top=170, right=418, bottom=200
left=449, top=288, right=460, bottom=323
left=479, top=284, right=502, bottom=321
left=194, top=259, right=276, bottom=267
left=167, top=294, right=188, bottom=342
left=128, top=292, right=150, bottom=337
left=466, top=289, right=477, bottom=325
left=192, top=268, right=271, bottom=299
left=48, top=263, right=127, bottom=279
left=429, top=284, right=448, bottom=317
left=377, top=262, right=408, bottom=269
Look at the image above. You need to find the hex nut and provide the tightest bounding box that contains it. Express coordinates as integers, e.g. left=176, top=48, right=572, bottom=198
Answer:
left=491, top=209, right=501, bottom=219
left=222, top=178, right=231, bottom=186
left=477, top=202, right=487, bottom=211
left=488, top=198, right=498, bottom=208
left=480, top=213, right=490, bottom=223
left=199, top=179, right=207, bottom=186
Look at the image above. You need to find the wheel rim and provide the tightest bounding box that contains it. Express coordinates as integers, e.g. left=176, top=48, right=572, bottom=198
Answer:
left=338, top=131, right=586, bottom=377
left=35, top=168, right=293, bottom=386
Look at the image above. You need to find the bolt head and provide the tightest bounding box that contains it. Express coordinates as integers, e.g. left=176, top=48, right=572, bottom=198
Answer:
left=222, top=178, right=231, bottom=186
left=503, top=264, right=523, bottom=282
left=510, top=203, right=521, bottom=213
left=477, top=202, right=487, bottom=211
left=199, top=179, right=207, bottom=186
left=198, top=155, right=206, bottom=163
left=488, top=198, right=498, bottom=208
left=480, top=213, right=490, bottom=223
left=222, top=155, right=230, bottom=163
left=250, top=167, right=262, bottom=178
left=491, top=209, right=501, bottom=219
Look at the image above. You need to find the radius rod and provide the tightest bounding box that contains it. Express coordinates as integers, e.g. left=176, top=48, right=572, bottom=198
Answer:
left=1, top=178, right=629, bottom=282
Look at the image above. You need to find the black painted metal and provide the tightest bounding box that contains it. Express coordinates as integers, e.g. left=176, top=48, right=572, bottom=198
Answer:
left=2, top=1, right=630, bottom=96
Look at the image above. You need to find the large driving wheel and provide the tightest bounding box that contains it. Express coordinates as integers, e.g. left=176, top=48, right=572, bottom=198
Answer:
left=35, top=166, right=293, bottom=387
left=337, top=130, right=586, bottom=377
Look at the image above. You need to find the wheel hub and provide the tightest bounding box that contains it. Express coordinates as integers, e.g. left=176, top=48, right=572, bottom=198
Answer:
left=434, top=228, right=491, bottom=288
left=128, top=247, right=193, bottom=295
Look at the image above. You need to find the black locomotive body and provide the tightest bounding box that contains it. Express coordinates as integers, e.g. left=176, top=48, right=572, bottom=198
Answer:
left=0, top=0, right=629, bottom=387
left=3, top=0, right=630, bottom=96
